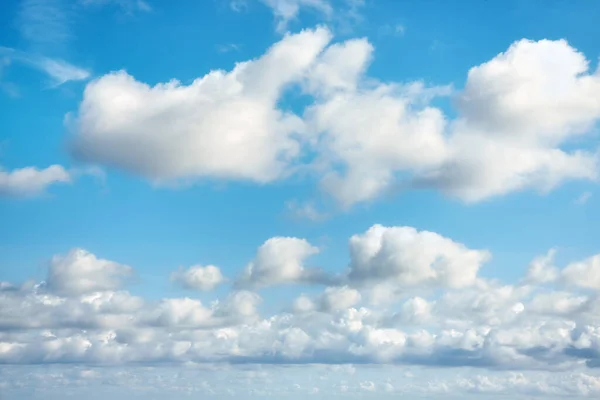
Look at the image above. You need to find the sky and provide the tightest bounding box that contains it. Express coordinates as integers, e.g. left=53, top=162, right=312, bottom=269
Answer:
left=1, top=0, right=600, bottom=399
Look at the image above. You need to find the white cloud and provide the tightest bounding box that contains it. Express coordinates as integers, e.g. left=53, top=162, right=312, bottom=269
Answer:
left=419, top=39, right=600, bottom=202
left=347, top=225, right=490, bottom=289
left=562, top=254, right=600, bottom=289
left=80, top=0, right=152, bottom=13
left=2, top=236, right=600, bottom=375
left=70, top=27, right=332, bottom=184
left=576, top=191, right=592, bottom=205
left=17, top=0, right=71, bottom=49
left=292, top=294, right=316, bottom=313
left=523, top=249, right=558, bottom=285
left=261, top=0, right=332, bottom=33
left=291, top=285, right=361, bottom=314
left=0, top=164, right=72, bottom=197
left=0, top=47, right=90, bottom=87
left=237, top=236, right=331, bottom=288
left=457, top=40, right=600, bottom=145
left=391, top=296, right=432, bottom=325
left=171, top=265, right=225, bottom=291
left=528, top=291, right=587, bottom=316
left=46, top=248, right=134, bottom=296
left=234, top=0, right=364, bottom=34
left=35, top=56, right=91, bottom=86
left=285, top=200, right=329, bottom=221
left=67, top=32, right=600, bottom=207
left=1, top=364, right=600, bottom=399
left=319, top=285, right=361, bottom=311
left=305, top=37, right=600, bottom=207
left=302, top=36, right=452, bottom=206
left=379, top=23, right=406, bottom=37
left=3, top=0, right=91, bottom=90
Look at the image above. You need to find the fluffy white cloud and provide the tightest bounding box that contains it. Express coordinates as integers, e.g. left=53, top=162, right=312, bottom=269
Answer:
left=419, top=39, right=600, bottom=202
left=292, top=285, right=361, bottom=314
left=46, top=248, right=133, bottom=296
left=67, top=31, right=600, bottom=207
left=319, top=286, right=361, bottom=311
left=347, top=225, right=490, bottom=289
left=562, top=254, right=600, bottom=289
left=4, top=229, right=600, bottom=377
left=523, top=249, right=558, bottom=285
left=171, top=265, right=225, bottom=291
left=304, top=37, right=600, bottom=206
left=457, top=39, right=600, bottom=145
left=304, top=39, right=451, bottom=207
left=70, top=27, right=331, bottom=184
left=0, top=164, right=72, bottom=198
left=238, top=236, right=331, bottom=288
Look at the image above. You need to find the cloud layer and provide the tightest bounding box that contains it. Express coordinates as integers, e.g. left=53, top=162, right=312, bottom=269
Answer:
left=2, top=224, right=600, bottom=373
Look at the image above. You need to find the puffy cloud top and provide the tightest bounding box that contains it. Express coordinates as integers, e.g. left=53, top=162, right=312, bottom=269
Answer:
left=46, top=248, right=133, bottom=296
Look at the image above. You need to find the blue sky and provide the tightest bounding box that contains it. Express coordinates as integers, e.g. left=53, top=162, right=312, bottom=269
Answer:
left=1, top=0, right=600, bottom=399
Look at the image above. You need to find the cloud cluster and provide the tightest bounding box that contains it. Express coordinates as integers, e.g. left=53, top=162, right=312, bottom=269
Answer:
left=68, top=28, right=600, bottom=208
left=70, top=28, right=331, bottom=184
left=2, top=224, right=600, bottom=373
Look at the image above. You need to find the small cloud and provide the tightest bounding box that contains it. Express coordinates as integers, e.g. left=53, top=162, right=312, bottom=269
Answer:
left=286, top=200, right=329, bottom=222
left=37, top=57, right=91, bottom=86
left=230, top=0, right=248, bottom=12
left=216, top=43, right=241, bottom=53
left=379, top=23, right=406, bottom=37
left=17, top=0, right=72, bottom=49
left=0, top=82, right=20, bottom=98
left=136, top=0, right=152, bottom=12
left=574, top=191, right=592, bottom=205
left=0, top=47, right=90, bottom=87
left=429, top=39, right=449, bottom=53
left=0, top=57, right=20, bottom=97
left=0, top=163, right=103, bottom=199
left=0, top=164, right=72, bottom=198
left=171, top=265, right=225, bottom=291
left=80, top=0, right=152, bottom=14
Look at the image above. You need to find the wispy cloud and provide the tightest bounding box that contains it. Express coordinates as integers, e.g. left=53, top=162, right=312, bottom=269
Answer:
left=0, top=47, right=90, bottom=87
left=285, top=200, right=329, bottom=222
left=229, top=0, right=248, bottom=12
left=378, top=23, right=406, bottom=37
left=2, top=0, right=91, bottom=91
left=17, top=0, right=72, bottom=51
left=232, top=0, right=366, bottom=34
left=216, top=43, right=242, bottom=53
left=79, top=0, right=153, bottom=14
left=575, top=191, right=592, bottom=205
left=0, top=57, right=20, bottom=97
